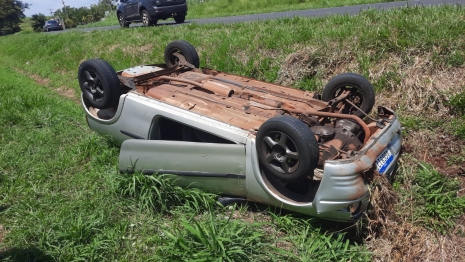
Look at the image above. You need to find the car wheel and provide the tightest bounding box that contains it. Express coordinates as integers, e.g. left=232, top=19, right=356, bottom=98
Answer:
left=118, top=13, right=129, bottom=28
left=164, top=40, right=200, bottom=68
left=322, top=73, right=375, bottom=118
left=78, top=59, right=121, bottom=109
left=174, top=15, right=185, bottom=24
left=141, top=10, right=154, bottom=26
left=256, top=116, right=319, bottom=182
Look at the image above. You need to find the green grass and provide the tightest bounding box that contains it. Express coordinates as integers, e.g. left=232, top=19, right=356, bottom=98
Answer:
left=187, top=0, right=400, bottom=19
left=448, top=88, right=465, bottom=115
left=81, top=0, right=401, bottom=28
left=446, top=87, right=465, bottom=138
left=3, top=6, right=465, bottom=89
left=118, top=172, right=216, bottom=212
left=155, top=211, right=272, bottom=261
left=396, top=164, right=465, bottom=234
left=0, top=65, right=125, bottom=260
left=18, top=18, right=34, bottom=34
left=1, top=4, right=465, bottom=261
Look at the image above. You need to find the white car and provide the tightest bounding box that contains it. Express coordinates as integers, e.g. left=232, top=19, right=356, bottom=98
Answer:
left=78, top=40, right=401, bottom=221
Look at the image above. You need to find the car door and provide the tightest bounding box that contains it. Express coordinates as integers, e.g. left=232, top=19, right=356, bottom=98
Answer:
left=124, top=0, right=139, bottom=19
left=119, top=140, right=247, bottom=197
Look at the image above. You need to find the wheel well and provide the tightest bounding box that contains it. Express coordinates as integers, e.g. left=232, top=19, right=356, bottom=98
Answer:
left=139, top=7, right=146, bottom=14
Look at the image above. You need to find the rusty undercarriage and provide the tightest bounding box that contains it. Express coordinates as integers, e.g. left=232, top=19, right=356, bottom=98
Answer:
left=116, top=53, right=390, bottom=170
left=79, top=40, right=401, bottom=220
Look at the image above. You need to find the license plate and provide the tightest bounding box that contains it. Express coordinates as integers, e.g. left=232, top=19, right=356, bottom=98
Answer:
left=375, top=147, right=394, bottom=174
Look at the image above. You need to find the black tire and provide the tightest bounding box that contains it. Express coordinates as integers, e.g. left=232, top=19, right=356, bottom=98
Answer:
left=118, top=13, right=129, bottom=28
left=256, top=116, right=319, bottom=182
left=78, top=59, right=121, bottom=109
left=322, top=73, right=375, bottom=118
left=174, top=15, right=185, bottom=24
left=141, top=10, right=155, bottom=26
left=164, top=40, right=200, bottom=68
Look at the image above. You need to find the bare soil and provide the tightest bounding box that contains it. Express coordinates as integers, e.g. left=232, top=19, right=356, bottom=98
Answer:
left=15, top=69, right=80, bottom=104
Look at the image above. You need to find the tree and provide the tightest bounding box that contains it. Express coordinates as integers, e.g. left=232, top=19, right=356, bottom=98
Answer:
left=30, top=13, right=46, bottom=32
left=0, top=0, right=29, bottom=36
left=53, top=3, right=110, bottom=27
left=50, top=0, right=117, bottom=28
left=98, top=0, right=118, bottom=11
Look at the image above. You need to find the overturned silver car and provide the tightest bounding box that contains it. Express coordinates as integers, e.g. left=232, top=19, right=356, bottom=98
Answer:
left=78, top=40, right=401, bottom=221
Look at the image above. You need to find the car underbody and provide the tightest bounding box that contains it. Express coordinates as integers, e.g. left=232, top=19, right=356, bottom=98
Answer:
left=79, top=40, right=402, bottom=221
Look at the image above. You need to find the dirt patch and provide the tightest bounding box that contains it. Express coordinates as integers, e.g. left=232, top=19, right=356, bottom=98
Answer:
left=373, top=63, right=464, bottom=119
left=367, top=221, right=464, bottom=262
left=365, top=175, right=398, bottom=238
left=276, top=46, right=358, bottom=86
left=275, top=47, right=321, bottom=86
left=364, top=174, right=465, bottom=262
left=29, top=74, right=50, bottom=86
left=122, top=43, right=154, bottom=59
left=54, top=87, right=77, bottom=101
left=229, top=207, right=271, bottom=224
left=425, top=156, right=465, bottom=177
left=403, top=131, right=465, bottom=178
left=15, top=69, right=80, bottom=104
left=107, top=44, right=121, bottom=53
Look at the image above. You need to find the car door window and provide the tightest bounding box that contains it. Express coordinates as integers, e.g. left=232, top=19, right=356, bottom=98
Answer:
left=148, top=116, right=235, bottom=144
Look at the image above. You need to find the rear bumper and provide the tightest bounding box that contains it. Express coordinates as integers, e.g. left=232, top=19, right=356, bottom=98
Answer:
left=313, top=108, right=402, bottom=221
left=44, top=26, right=63, bottom=31
left=148, top=4, right=187, bottom=19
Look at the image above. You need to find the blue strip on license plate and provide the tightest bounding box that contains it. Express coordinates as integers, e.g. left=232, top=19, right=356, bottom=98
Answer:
left=375, top=147, right=394, bottom=174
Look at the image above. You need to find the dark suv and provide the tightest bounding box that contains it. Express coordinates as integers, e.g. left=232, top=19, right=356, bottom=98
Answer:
left=43, top=20, right=63, bottom=32
left=117, top=0, right=187, bottom=27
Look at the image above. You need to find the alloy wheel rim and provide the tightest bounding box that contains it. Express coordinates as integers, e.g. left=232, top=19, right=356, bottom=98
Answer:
left=262, top=131, right=299, bottom=174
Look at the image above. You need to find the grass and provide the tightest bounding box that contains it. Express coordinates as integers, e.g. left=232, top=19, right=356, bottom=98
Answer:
left=411, top=164, right=465, bottom=233
left=187, top=0, right=400, bottom=19
left=18, top=18, right=34, bottom=33
left=447, top=87, right=465, bottom=115
left=0, top=65, right=125, bottom=261
left=155, top=211, right=271, bottom=261
left=1, top=4, right=465, bottom=261
left=447, top=88, right=465, bottom=138
left=81, top=0, right=401, bottom=28
left=117, top=172, right=216, bottom=212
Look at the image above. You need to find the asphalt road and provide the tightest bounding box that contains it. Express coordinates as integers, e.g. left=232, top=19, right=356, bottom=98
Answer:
left=60, top=0, right=465, bottom=33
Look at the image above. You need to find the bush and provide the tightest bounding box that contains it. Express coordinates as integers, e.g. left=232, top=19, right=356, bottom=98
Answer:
left=448, top=88, right=465, bottom=115
left=30, top=13, right=46, bottom=32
